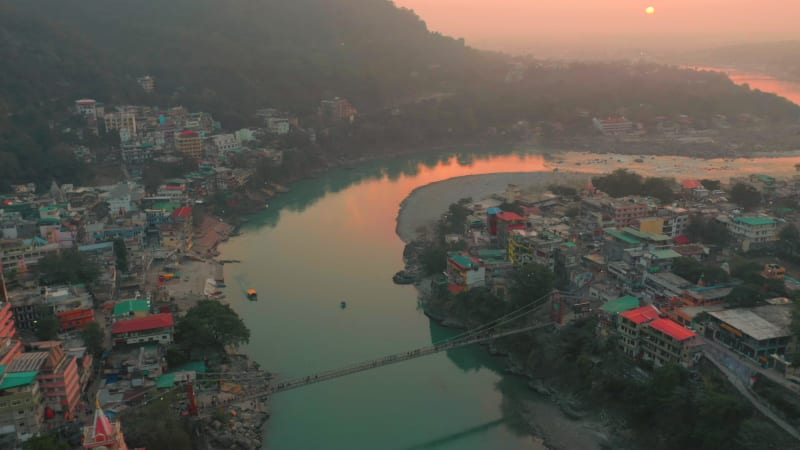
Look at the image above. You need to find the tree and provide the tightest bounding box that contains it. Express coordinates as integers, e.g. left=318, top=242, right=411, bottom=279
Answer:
left=34, top=305, right=60, bottom=341
left=592, top=169, right=643, bottom=197
left=729, top=183, right=762, bottom=210
left=175, top=300, right=250, bottom=359
left=700, top=179, right=721, bottom=191
left=726, top=285, right=762, bottom=308
left=121, top=399, right=193, bottom=450
left=685, top=215, right=730, bottom=247
left=37, top=249, right=101, bottom=285
left=641, top=177, right=675, bottom=203
left=508, top=263, right=554, bottom=310
left=81, top=322, right=105, bottom=358
left=113, top=238, right=129, bottom=273
left=23, top=433, right=70, bottom=450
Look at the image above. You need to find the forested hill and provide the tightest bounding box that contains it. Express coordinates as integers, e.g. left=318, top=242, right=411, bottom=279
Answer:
left=4, top=0, right=502, bottom=125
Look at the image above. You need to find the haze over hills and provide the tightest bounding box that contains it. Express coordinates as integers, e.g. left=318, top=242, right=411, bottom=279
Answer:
left=1, top=0, right=799, bottom=189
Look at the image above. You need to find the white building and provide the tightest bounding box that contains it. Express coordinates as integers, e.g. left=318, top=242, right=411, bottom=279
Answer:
left=104, top=112, right=137, bottom=136
left=593, top=117, right=633, bottom=135
left=266, top=117, right=291, bottom=135
left=661, top=206, right=690, bottom=238
left=721, top=216, right=778, bottom=248
left=75, top=99, right=97, bottom=118
left=212, top=134, right=240, bottom=153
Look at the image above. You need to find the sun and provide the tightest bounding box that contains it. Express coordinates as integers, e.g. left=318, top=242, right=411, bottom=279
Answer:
left=645, top=6, right=655, bottom=15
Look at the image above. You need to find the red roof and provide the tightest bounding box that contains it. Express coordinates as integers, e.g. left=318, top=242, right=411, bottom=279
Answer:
left=681, top=179, right=702, bottom=189
left=648, top=318, right=696, bottom=341
left=620, top=305, right=661, bottom=324
left=112, top=313, right=174, bottom=334
left=179, top=130, right=198, bottom=137
left=673, top=235, right=690, bottom=245
left=496, top=211, right=525, bottom=222
left=172, top=206, right=192, bottom=218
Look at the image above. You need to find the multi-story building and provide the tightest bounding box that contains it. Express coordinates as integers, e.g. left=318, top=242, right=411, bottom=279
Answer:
left=266, top=117, right=291, bottom=135
left=720, top=215, right=778, bottom=249
left=75, top=99, right=98, bottom=119
left=320, top=97, right=357, bottom=122
left=660, top=206, right=690, bottom=238
left=445, top=252, right=486, bottom=294
left=642, top=272, right=693, bottom=305
left=137, top=75, right=155, bottom=93
left=176, top=130, right=203, bottom=159
left=0, top=370, right=43, bottom=442
left=104, top=112, right=137, bottom=136
left=507, top=229, right=562, bottom=269
left=495, top=211, right=526, bottom=248
left=592, top=117, right=633, bottom=135
left=112, top=313, right=174, bottom=346
left=211, top=134, right=240, bottom=155
left=8, top=342, right=81, bottom=415
left=706, top=304, right=793, bottom=367
left=0, top=303, right=23, bottom=366
left=0, top=239, right=65, bottom=273
left=618, top=305, right=700, bottom=367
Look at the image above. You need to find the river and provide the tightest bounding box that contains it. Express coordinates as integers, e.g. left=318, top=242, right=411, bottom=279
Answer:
left=217, top=70, right=799, bottom=450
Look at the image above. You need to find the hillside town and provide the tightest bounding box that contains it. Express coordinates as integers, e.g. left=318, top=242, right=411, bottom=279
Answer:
left=403, top=172, right=800, bottom=438
left=0, top=86, right=361, bottom=448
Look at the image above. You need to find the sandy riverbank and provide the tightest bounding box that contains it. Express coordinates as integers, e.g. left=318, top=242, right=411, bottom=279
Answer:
left=395, top=171, right=589, bottom=243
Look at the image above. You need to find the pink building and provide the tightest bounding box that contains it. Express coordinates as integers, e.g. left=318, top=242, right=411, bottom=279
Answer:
left=0, top=303, right=23, bottom=366
left=8, top=342, right=81, bottom=415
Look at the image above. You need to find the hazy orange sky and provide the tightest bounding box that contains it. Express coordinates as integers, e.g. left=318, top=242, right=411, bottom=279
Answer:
left=394, top=0, right=799, bottom=52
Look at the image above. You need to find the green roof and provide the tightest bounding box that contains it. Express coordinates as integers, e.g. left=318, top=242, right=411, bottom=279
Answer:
left=173, top=361, right=207, bottom=374
left=448, top=252, right=479, bottom=269
left=477, top=249, right=506, bottom=261
left=113, top=299, right=150, bottom=317
left=601, top=296, right=640, bottom=314
left=650, top=249, right=682, bottom=260
left=0, top=371, right=38, bottom=390
left=156, top=373, right=175, bottom=389
left=604, top=228, right=640, bottom=245
left=735, top=216, right=776, bottom=226
left=152, top=202, right=181, bottom=213
left=563, top=242, right=576, bottom=248
left=621, top=227, right=670, bottom=242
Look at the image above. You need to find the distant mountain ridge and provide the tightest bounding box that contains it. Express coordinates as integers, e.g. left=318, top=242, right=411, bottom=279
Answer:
left=679, top=41, right=800, bottom=81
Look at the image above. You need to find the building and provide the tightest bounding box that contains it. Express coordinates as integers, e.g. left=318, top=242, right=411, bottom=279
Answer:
left=495, top=211, right=526, bottom=248
left=593, top=117, right=633, bottom=135
left=104, top=112, right=137, bottom=136
left=722, top=216, right=778, bottom=249
left=137, top=75, right=155, bottom=93
left=211, top=134, right=240, bottom=154
left=266, top=117, right=291, bottom=135
left=113, top=299, right=150, bottom=320
left=599, top=295, right=640, bottom=327
left=706, top=304, right=793, bottom=366
left=0, top=369, right=42, bottom=442
left=507, top=229, right=562, bottom=268
left=112, top=313, right=174, bottom=347
left=642, top=272, right=694, bottom=305
left=618, top=305, right=700, bottom=367
left=0, top=303, right=23, bottom=367
left=320, top=97, right=357, bottom=122
left=446, top=252, right=486, bottom=293
left=8, top=342, right=81, bottom=415
left=175, top=130, right=203, bottom=159
left=75, top=100, right=98, bottom=118
left=82, top=402, right=129, bottom=450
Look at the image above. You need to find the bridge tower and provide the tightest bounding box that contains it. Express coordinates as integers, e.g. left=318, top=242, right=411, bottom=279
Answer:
left=549, top=291, right=563, bottom=324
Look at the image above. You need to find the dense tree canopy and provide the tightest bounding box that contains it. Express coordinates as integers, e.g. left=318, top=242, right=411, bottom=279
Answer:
left=175, top=300, right=250, bottom=359
left=509, top=263, right=555, bottom=309
left=685, top=215, right=731, bottom=247
left=730, top=183, right=762, bottom=210
left=37, top=249, right=101, bottom=285
left=121, top=399, right=193, bottom=450
left=34, top=305, right=60, bottom=341
left=80, top=321, right=105, bottom=358
left=591, top=169, right=675, bottom=202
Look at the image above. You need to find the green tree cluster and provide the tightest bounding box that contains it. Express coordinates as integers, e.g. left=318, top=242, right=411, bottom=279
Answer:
left=34, top=305, right=60, bottom=341
left=591, top=169, right=675, bottom=202
left=37, top=249, right=101, bottom=285
left=113, top=238, right=129, bottom=273
left=729, top=182, right=762, bottom=210
left=671, top=257, right=729, bottom=285
left=685, top=215, right=731, bottom=246
left=80, top=321, right=105, bottom=358
left=121, top=398, right=193, bottom=450
left=175, top=300, right=250, bottom=359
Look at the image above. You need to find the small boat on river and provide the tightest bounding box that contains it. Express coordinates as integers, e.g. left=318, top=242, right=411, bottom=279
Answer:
left=340, top=301, right=347, bottom=309
left=247, top=289, right=258, bottom=301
